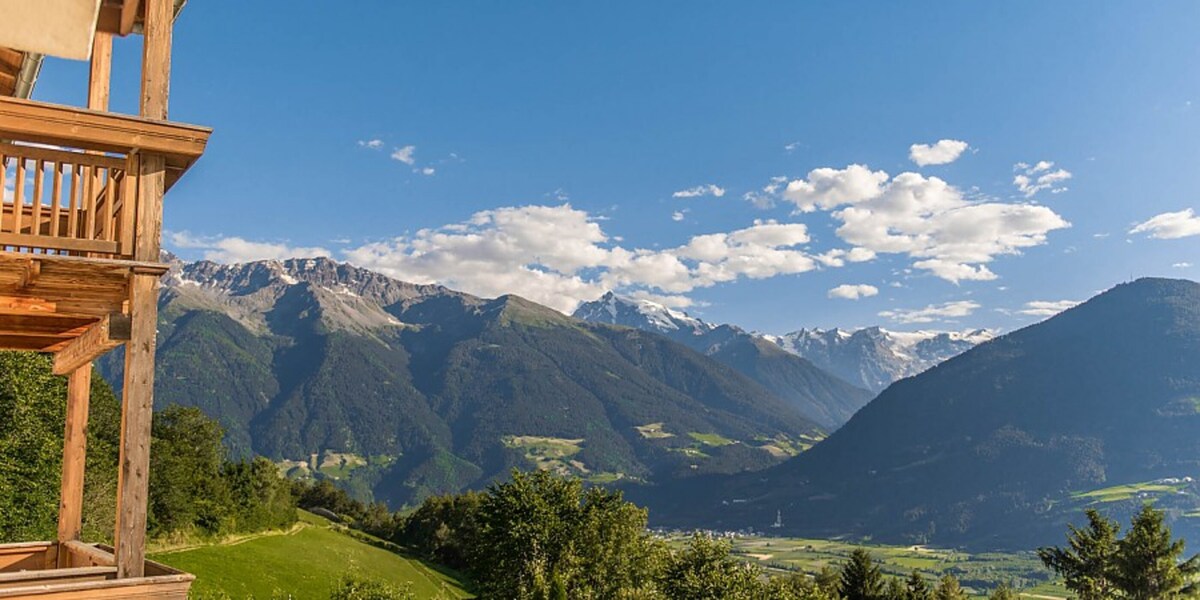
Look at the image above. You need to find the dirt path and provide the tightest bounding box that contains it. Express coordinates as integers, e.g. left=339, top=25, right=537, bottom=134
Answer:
left=151, top=522, right=309, bottom=555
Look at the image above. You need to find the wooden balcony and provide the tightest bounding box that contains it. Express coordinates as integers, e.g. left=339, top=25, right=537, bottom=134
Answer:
left=0, top=96, right=210, bottom=261
left=0, top=541, right=192, bottom=599
left=0, top=96, right=208, bottom=354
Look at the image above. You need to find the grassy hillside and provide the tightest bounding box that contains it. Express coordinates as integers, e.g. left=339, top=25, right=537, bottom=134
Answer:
left=152, top=511, right=472, bottom=599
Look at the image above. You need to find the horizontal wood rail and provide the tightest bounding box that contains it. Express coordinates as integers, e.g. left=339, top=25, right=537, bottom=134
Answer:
left=0, top=97, right=211, bottom=171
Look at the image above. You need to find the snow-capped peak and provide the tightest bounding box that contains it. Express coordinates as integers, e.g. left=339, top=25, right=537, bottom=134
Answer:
left=575, top=292, right=711, bottom=335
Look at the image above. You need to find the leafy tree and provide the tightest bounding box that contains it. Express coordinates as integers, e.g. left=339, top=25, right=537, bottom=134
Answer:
left=1111, top=505, right=1199, bottom=600
left=0, top=354, right=120, bottom=543
left=988, top=582, right=1018, bottom=600
left=1038, top=508, right=1120, bottom=600
left=330, top=573, right=415, bottom=600
left=905, top=570, right=932, bottom=600
left=659, top=533, right=764, bottom=600
left=768, top=574, right=839, bottom=600
left=815, top=566, right=842, bottom=596
left=840, top=549, right=886, bottom=600
left=469, top=469, right=662, bottom=599
left=148, top=405, right=231, bottom=535
left=933, top=575, right=966, bottom=600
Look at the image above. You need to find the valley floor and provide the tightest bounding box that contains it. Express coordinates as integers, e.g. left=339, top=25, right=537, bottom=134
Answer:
left=663, top=533, right=1068, bottom=599
left=151, top=511, right=473, bottom=599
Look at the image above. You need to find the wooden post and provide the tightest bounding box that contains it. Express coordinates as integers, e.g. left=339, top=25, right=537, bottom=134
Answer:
left=56, top=367, right=91, bottom=557
left=113, top=0, right=171, bottom=579
left=88, top=32, right=112, bottom=111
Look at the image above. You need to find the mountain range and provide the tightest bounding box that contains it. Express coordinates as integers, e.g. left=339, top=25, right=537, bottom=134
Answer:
left=770, top=327, right=993, bottom=392
left=573, top=293, right=875, bottom=428
left=640, top=278, right=1200, bottom=550
left=99, top=257, right=846, bottom=507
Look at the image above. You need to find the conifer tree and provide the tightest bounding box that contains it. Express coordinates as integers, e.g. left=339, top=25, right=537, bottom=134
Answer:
left=1111, top=504, right=1199, bottom=600
left=933, top=574, right=967, bottom=600
left=885, top=576, right=906, bottom=600
left=839, top=549, right=886, bottom=600
left=904, top=570, right=932, bottom=600
left=1037, top=508, right=1119, bottom=600
left=988, top=582, right=1018, bottom=600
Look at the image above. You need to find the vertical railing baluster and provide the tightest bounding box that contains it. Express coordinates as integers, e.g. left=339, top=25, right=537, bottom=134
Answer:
left=120, top=152, right=138, bottom=258
left=83, top=165, right=96, bottom=244
left=68, top=164, right=80, bottom=244
left=14, top=158, right=25, bottom=238
left=0, top=154, right=8, bottom=235
left=104, top=167, right=116, bottom=242
left=32, top=159, right=44, bottom=239
left=51, top=162, right=62, bottom=242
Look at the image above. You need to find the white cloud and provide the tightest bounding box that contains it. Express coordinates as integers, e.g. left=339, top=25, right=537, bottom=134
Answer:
left=1018, top=299, right=1080, bottom=317
left=878, top=300, right=979, bottom=324
left=1174, top=262, right=1193, bottom=268
left=358, top=139, right=384, bottom=150
left=785, top=164, right=890, bottom=212
left=671, top=210, right=688, bottom=222
left=828, top=284, right=879, bottom=300
left=1013, top=161, right=1072, bottom=197
left=909, top=139, right=969, bottom=167
left=776, top=166, right=1070, bottom=283
left=1129, top=208, right=1200, bottom=240
left=879, top=300, right=981, bottom=324
left=743, top=176, right=787, bottom=209
left=419, top=167, right=436, bottom=176
left=673, top=184, right=726, bottom=199
left=391, top=145, right=417, bottom=165
left=343, top=205, right=828, bottom=313
left=784, top=141, right=801, bottom=153
left=169, top=232, right=331, bottom=263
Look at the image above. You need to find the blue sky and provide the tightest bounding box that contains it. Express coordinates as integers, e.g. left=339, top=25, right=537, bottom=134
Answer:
left=30, top=1, right=1200, bottom=333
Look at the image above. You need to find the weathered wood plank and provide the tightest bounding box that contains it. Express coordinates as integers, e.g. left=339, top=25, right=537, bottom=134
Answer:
left=56, top=366, right=91, bottom=554
left=53, top=315, right=131, bottom=375
left=0, top=98, right=210, bottom=171
left=113, top=275, right=158, bottom=579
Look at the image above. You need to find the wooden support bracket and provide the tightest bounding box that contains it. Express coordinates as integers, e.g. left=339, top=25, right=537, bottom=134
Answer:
left=18, top=258, right=41, bottom=289
left=52, top=314, right=131, bottom=375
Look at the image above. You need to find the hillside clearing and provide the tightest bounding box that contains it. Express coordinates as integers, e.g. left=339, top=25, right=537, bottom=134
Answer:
left=152, top=511, right=472, bottom=599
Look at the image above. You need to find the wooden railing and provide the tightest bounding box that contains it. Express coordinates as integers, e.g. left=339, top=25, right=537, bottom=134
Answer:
left=0, top=143, right=136, bottom=258
left=0, top=96, right=211, bottom=262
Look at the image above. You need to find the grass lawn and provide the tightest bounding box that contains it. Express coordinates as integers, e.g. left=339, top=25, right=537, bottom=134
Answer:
left=1072, top=481, right=1187, bottom=504
left=688, top=431, right=736, bottom=447
left=152, top=511, right=472, bottom=599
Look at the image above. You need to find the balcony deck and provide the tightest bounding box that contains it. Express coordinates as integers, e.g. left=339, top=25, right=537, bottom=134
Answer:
left=0, top=542, right=192, bottom=599
left=0, top=95, right=206, bottom=355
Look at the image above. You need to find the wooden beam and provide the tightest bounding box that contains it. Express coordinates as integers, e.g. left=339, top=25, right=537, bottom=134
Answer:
left=52, top=314, right=131, bottom=376
left=57, top=366, right=92, bottom=556
left=88, top=33, right=113, bottom=112
left=121, top=0, right=143, bottom=36
left=0, top=97, right=211, bottom=171
left=113, top=274, right=158, bottom=578
left=140, top=0, right=172, bottom=121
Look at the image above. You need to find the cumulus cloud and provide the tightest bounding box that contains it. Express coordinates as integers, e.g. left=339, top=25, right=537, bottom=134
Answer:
left=879, top=300, right=981, bottom=324
left=343, top=205, right=828, bottom=313
left=671, top=210, right=688, bottom=222
left=1018, top=299, right=1080, bottom=317
left=358, top=139, right=384, bottom=150
left=419, top=167, right=436, bottom=176
left=169, top=232, right=331, bottom=263
left=673, top=184, right=726, bottom=199
left=391, top=145, right=417, bottom=165
left=1174, top=262, right=1193, bottom=268
left=1129, top=208, right=1200, bottom=240
left=1013, top=161, right=1072, bottom=197
left=828, top=284, right=879, bottom=300
left=909, top=139, right=969, bottom=167
left=776, top=165, right=1070, bottom=283
left=743, top=176, right=787, bottom=209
